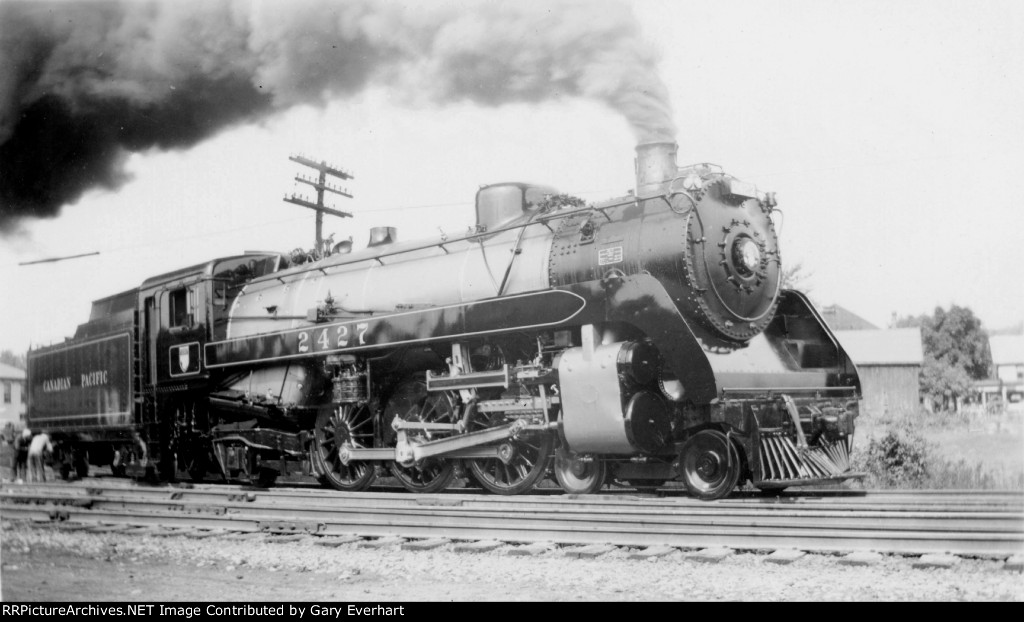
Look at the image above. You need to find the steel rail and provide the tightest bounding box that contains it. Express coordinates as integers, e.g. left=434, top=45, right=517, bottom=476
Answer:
left=3, top=501, right=1020, bottom=558
left=2, top=483, right=1022, bottom=558
left=13, top=479, right=1024, bottom=500
left=7, top=481, right=1024, bottom=512
left=7, top=489, right=1021, bottom=530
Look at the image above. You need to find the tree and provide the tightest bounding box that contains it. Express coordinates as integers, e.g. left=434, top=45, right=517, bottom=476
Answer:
left=781, top=261, right=812, bottom=292
left=0, top=350, right=25, bottom=370
left=893, top=305, right=991, bottom=411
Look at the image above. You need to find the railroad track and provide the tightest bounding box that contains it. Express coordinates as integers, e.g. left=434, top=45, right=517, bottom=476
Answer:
left=2, top=480, right=1022, bottom=559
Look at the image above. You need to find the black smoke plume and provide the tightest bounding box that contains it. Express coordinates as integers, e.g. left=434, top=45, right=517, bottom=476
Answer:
left=0, top=0, right=676, bottom=233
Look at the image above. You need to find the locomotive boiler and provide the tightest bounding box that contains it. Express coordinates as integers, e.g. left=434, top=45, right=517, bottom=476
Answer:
left=27, top=142, right=861, bottom=500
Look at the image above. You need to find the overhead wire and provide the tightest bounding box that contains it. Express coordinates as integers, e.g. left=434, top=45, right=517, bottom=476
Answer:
left=17, top=144, right=1024, bottom=262
left=12, top=186, right=629, bottom=263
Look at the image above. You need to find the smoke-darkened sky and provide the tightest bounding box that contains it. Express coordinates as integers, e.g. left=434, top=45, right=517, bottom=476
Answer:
left=0, top=0, right=673, bottom=231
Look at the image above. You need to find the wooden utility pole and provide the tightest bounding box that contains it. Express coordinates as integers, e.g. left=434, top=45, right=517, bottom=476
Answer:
left=284, top=155, right=354, bottom=248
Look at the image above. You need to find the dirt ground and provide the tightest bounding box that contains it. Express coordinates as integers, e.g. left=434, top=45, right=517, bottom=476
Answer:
left=2, top=545, right=311, bottom=602
left=2, top=521, right=1022, bottom=603
left=0, top=526, right=525, bottom=603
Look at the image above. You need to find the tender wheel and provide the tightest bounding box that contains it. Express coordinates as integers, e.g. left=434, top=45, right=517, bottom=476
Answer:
left=314, top=403, right=377, bottom=492
left=465, top=417, right=554, bottom=496
left=679, top=430, right=740, bottom=501
left=553, top=448, right=606, bottom=494
left=177, top=435, right=210, bottom=482
left=143, top=465, right=160, bottom=484
left=186, top=457, right=207, bottom=483
left=383, top=377, right=456, bottom=494
left=239, top=448, right=278, bottom=488
left=255, top=467, right=279, bottom=488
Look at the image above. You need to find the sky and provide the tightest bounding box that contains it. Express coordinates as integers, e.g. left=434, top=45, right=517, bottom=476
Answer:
left=1, top=0, right=1023, bottom=354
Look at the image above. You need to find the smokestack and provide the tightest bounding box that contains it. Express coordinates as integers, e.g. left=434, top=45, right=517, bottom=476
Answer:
left=634, top=141, right=679, bottom=198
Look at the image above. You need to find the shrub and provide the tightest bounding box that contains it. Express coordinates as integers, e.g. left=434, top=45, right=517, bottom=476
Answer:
left=853, top=425, right=931, bottom=488
left=850, top=422, right=1024, bottom=490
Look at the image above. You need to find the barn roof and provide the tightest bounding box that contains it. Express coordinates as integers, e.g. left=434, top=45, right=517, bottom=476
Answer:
left=819, top=304, right=879, bottom=331
left=832, top=328, right=923, bottom=365
left=0, top=362, right=26, bottom=380
left=989, top=335, right=1024, bottom=365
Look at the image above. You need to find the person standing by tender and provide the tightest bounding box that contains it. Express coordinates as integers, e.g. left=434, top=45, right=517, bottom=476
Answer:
left=13, top=428, right=32, bottom=483
left=27, top=431, right=52, bottom=483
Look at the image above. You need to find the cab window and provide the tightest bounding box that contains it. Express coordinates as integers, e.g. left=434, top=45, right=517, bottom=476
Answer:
left=475, top=184, right=555, bottom=230
left=211, top=256, right=280, bottom=310
left=169, top=288, right=193, bottom=327
left=476, top=185, right=525, bottom=230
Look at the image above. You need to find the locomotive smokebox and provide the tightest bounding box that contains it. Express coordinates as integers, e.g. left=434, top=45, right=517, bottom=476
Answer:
left=635, top=141, right=679, bottom=197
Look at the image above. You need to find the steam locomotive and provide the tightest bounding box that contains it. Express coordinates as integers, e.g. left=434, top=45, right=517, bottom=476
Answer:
left=26, top=142, right=861, bottom=500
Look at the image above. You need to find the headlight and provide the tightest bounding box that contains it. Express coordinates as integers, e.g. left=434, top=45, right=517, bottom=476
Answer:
left=732, top=236, right=761, bottom=276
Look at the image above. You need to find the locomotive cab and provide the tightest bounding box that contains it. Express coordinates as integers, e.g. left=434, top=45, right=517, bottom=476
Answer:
left=138, top=253, right=284, bottom=384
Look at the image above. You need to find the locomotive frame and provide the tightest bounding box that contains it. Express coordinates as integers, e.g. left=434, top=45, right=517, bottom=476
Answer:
left=27, top=142, right=862, bottom=500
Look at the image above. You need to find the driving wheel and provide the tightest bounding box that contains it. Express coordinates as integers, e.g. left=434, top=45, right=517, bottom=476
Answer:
left=314, top=403, right=377, bottom=492
left=464, top=416, right=554, bottom=495
left=383, top=377, right=456, bottom=493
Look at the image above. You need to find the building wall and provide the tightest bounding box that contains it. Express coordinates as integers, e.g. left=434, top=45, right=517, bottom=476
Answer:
left=993, top=363, right=1024, bottom=410
left=996, top=363, right=1024, bottom=384
left=857, top=364, right=921, bottom=417
left=0, top=378, right=26, bottom=430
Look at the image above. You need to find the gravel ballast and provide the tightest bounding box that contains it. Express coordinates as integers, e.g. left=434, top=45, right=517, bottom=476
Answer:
left=1, top=522, right=1021, bottom=602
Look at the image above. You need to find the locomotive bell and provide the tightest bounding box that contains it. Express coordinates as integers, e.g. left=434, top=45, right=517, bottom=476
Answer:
left=368, top=226, right=397, bottom=247
left=332, top=236, right=353, bottom=254
left=635, top=141, right=679, bottom=197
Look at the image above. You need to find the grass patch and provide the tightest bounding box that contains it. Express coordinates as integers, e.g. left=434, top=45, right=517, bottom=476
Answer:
left=851, top=408, right=1024, bottom=490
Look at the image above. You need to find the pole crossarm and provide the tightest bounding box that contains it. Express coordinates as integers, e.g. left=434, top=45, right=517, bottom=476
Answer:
left=283, top=196, right=353, bottom=219
left=288, top=155, right=353, bottom=180
left=294, top=175, right=353, bottom=198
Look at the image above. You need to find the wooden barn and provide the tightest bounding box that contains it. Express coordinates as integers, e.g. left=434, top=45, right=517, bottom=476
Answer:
left=820, top=305, right=879, bottom=331
left=832, top=328, right=924, bottom=417
left=975, top=334, right=1024, bottom=411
